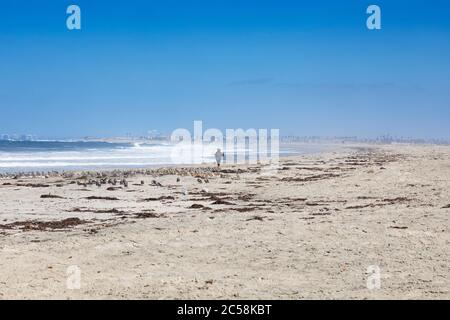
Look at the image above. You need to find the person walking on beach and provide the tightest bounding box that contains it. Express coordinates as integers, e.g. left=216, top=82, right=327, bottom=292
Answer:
left=215, top=148, right=224, bottom=167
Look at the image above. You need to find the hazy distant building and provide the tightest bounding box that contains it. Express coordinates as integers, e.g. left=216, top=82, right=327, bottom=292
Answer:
left=0, top=134, right=37, bottom=141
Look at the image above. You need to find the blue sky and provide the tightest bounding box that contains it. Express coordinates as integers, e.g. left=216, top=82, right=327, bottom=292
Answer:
left=0, top=0, right=449, bottom=139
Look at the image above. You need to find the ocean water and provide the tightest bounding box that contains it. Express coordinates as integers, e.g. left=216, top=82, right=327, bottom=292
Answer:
left=0, top=140, right=328, bottom=173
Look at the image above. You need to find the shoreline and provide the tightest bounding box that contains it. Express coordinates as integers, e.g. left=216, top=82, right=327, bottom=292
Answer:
left=0, top=142, right=371, bottom=177
left=1, top=140, right=442, bottom=177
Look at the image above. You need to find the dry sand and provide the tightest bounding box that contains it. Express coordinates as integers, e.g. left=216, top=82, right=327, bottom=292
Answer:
left=0, top=144, right=449, bottom=299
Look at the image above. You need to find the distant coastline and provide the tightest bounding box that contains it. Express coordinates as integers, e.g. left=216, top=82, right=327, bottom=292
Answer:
left=2, top=134, right=449, bottom=145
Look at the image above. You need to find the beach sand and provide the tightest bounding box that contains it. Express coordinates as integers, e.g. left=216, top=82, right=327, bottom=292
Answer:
left=0, top=144, right=449, bottom=299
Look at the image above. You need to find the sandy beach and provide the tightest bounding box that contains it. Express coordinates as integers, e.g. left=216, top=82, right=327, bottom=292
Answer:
left=0, top=143, right=449, bottom=299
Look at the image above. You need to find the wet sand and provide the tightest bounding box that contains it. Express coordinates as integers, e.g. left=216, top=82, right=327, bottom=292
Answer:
left=0, top=144, right=449, bottom=299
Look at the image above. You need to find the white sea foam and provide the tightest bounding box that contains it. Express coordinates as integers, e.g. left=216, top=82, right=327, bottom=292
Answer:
left=0, top=143, right=245, bottom=172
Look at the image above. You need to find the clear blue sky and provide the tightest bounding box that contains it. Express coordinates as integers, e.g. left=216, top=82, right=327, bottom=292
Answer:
left=1, top=0, right=449, bottom=139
